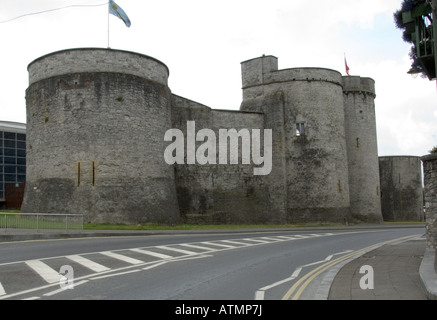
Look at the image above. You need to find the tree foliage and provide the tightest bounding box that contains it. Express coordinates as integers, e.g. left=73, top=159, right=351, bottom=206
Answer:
left=393, top=0, right=430, bottom=77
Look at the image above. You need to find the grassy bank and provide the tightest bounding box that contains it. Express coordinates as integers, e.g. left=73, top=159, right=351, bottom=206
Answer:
left=1, top=211, right=425, bottom=231
left=83, top=221, right=425, bottom=231
left=83, top=223, right=345, bottom=231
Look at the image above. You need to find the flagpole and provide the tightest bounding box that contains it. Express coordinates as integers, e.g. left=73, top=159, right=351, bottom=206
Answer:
left=107, top=0, right=131, bottom=47
left=107, top=0, right=110, bottom=48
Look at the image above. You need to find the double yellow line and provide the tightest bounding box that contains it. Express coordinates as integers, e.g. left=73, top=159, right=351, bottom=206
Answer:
left=281, top=234, right=421, bottom=300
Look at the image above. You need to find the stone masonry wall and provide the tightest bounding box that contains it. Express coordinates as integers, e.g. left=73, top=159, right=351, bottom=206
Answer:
left=28, top=48, right=169, bottom=86
left=343, top=77, right=382, bottom=223
left=241, top=55, right=353, bottom=224
left=22, top=49, right=180, bottom=225
left=422, top=153, right=437, bottom=249
left=22, top=49, right=391, bottom=226
left=171, top=94, right=273, bottom=224
left=379, top=156, right=424, bottom=222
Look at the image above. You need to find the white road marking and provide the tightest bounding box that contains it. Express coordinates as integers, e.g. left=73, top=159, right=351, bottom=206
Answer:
left=0, top=282, right=6, bottom=296
left=142, top=261, right=169, bottom=271
left=130, top=248, right=173, bottom=260
left=179, top=243, right=217, bottom=252
left=43, top=280, right=89, bottom=297
left=303, top=260, right=326, bottom=268
left=67, top=255, right=111, bottom=273
left=201, top=241, right=236, bottom=249
left=242, top=238, right=270, bottom=244
left=156, top=245, right=199, bottom=256
left=254, top=249, right=354, bottom=300
left=90, top=269, right=142, bottom=281
left=220, top=240, right=251, bottom=246
left=255, top=268, right=302, bottom=300
left=276, top=236, right=298, bottom=240
left=260, top=237, right=283, bottom=241
left=324, top=250, right=353, bottom=262
left=100, top=251, right=144, bottom=265
left=25, top=260, right=60, bottom=284
left=1, top=232, right=346, bottom=299
left=254, top=291, right=265, bottom=300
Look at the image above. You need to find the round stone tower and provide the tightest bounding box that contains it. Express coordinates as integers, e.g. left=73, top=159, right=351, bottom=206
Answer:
left=343, top=76, right=383, bottom=223
left=22, top=48, right=180, bottom=224
left=241, top=55, right=351, bottom=223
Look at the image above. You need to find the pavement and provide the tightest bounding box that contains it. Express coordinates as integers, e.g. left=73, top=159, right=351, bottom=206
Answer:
left=328, top=235, right=437, bottom=300
left=1, top=226, right=436, bottom=300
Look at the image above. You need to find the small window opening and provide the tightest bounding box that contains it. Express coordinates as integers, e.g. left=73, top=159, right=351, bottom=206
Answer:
left=77, top=162, right=81, bottom=187
left=296, top=123, right=306, bottom=136
left=92, top=161, right=96, bottom=186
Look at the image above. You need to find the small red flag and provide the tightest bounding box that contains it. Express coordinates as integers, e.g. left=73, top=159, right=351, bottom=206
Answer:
left=345, top=56, right=350, bottom=76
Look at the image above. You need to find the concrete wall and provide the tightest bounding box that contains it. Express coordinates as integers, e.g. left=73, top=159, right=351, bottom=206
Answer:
left=379, top=156, right=424, bottom=222
left=422, top=153, right=437, bottom=248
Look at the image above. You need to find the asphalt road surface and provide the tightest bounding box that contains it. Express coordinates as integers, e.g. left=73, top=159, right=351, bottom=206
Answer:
left=0, top=226, right=424, bottom=301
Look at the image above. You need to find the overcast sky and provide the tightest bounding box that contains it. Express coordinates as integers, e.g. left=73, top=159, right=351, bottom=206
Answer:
left=0, top=0, right=436, bottom=157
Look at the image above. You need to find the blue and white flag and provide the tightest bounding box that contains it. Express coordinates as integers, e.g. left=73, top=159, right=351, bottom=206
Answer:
left=109, top=0, right=131, bottom=27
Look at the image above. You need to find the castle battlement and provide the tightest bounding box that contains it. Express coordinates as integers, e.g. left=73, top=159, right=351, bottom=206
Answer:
left=342, top=76, right=376, bottom=96
left=28, top=48, right=170, bottom=86
left=241, top=55, right=343, bottom=89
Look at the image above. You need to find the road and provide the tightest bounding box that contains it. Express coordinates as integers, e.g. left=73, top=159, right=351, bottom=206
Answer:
left=0, top=226, right=424, bottom=301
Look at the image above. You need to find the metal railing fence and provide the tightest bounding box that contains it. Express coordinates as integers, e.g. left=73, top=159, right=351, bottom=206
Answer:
left=0, top=213, right=84, bottom=231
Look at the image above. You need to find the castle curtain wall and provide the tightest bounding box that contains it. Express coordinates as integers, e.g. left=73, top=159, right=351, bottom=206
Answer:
left=22, top=49, right=386, bottom=225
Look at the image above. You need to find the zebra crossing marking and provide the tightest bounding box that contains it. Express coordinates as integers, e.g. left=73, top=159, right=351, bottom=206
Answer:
left=260, top=237, right=283, bottom=241
left=66, top=255, right=110, bottom=273
left=276, top=236, right=298, bottom=240
left=0, top=232, right=336, bottom=299
left=220, top=240, right=251, bottom=246
left=179, top=243, right=217, bottom=252
left=156, top=245, right=199, bottom=256
left=100, top=251, right=144, bottom=265
left=130, top=248, right=173, bottom=260
left=201, top=241, right=236, bottom=249
left=0, top=282, right=6, bottom=296
left=242, top=238, right=270, bottom=244
left=25, top=260, right=60, bottom=284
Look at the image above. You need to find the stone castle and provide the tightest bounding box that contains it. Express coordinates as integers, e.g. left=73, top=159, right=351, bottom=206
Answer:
left=20, top=48, right=422, bottom=225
